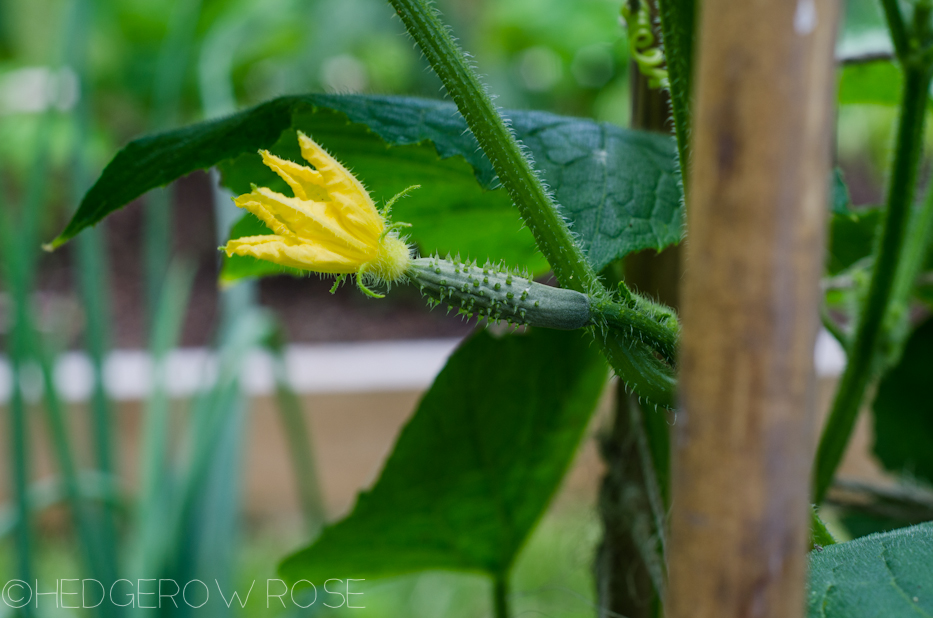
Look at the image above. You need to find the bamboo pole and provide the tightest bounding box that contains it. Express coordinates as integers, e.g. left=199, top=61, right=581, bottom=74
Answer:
left=668, top=1, right=839, bottom=616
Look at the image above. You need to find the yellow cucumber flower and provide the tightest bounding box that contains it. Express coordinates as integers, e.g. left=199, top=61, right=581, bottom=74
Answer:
left=223, top=131, right=414, bottom=297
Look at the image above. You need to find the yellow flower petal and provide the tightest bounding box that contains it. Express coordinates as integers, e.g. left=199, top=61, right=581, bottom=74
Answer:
left=225, top=235, right=360, bottom=273
left=222, top=133, right=413, bottom=292
left=260, top=150, right=329, bottom=202
left=297, top=132, right=382, bottom=238
left=238, top=186, right=376, bottom=256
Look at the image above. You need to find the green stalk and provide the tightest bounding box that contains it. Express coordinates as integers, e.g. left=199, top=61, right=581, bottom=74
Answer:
left=493, top=575, right=510, bottom=618
left=65, top=0, right=120, bottom=589
left=879, top=0, right=910, bottom=59
left=3, top=202, right=111, bottom=609
left=152, top=310, right=271, bottom=577
left=387, top=0, right=596, bottom=293
left=813, top=57, right=933, bottom=503
left=0, top=210, right=36, bottom=618
left=0, top=473, right=123, bottom=540
left=131, top=261, right=194, bottom=576
left=882, top=156, right=933, bottom=362
left=656, top=0, right=696, bottom=178
left=144, top=0, right=205, bottom=323
left=28, top=325, right=112, bottom=601
left=386, top=0, right=677, bottom=408
left=267, top=329, right=327, bottom=535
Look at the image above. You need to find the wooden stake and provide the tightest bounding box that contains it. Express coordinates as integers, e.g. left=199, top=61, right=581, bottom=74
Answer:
left=669, top=1, right=839, bottom=616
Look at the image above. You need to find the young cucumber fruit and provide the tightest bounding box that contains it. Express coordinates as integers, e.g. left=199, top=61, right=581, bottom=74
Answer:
left=406, top=255, right=680, bottom=366
left=406, top=256, right=591, bottom=330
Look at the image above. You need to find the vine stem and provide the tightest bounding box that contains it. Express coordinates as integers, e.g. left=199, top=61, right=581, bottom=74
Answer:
left=387, top=0, right=596, bottom=293
left=656, top=0, right=695, bottom=180
left=387, top=0, right=678, bottom=408
left=493, top=576, right=510, bottom=618
left=813, top=58, right=933, bottom=503
left=879, top=0, right=910, bottom=59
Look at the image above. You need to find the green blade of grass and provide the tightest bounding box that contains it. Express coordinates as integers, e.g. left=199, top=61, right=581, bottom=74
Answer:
left=135, top=305, right=273, bottom=579
left=265, top=325, right=326, bottom=536
left=0, top=207, right=37, bottom=618
left=130, top=260, right=196, bottom=577
left=64, top=0, right=121, bottom=589
left=0, top=472, right=125, bottom=540
left=143, top=0, right=206, bottom=324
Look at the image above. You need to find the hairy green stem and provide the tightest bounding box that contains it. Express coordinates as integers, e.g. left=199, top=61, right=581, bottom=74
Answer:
left=388, top=0, right=597, bottom=293
left=813, top=59, right=933, bottom=503
left=387, top=0, right=677, bottom=407
left=656, top=0, right=695, bottom=178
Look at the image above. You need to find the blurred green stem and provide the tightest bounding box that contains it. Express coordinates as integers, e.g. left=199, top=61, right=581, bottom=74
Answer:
left=0, top=473, right=124, bottom=539
left=65, top=0, right=121, bottom=589
left=268, top=331, right=327, bottom=535
left=132, top=261, right=194, bottom=576
left=493, top=576, right=510, bottom=618
left=0, top=209, right=36, bottom=618
left=813, top=6, right=933, bottom=503
left=880, top=0, right=910, bottom=58
left=2, top=208, right=111, bottom=612
left=144, top=0, right=205, bottom=324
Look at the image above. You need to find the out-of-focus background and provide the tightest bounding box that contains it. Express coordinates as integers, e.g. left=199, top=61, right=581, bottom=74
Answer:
left=0, top=0, right=911, bottom=615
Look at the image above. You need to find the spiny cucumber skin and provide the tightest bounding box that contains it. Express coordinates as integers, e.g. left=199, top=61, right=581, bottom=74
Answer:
left=407, top=256, right=591, bottom=330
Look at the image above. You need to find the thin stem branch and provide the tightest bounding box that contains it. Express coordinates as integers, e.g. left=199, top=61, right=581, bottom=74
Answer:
left=880, top=0, right=911, bottom=60
left=493, top=575, right=510, bottom=618
left=813, top=60, right=933, bottom=503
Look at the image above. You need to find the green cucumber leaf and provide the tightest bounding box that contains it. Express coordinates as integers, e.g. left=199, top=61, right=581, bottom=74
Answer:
left=51, top=94, right=683, bottom=276
left=807, top=522, right=933, bottom=617
left=279, top=327, right=607, bottom=582
left=873, top=316, right=933, bottom=485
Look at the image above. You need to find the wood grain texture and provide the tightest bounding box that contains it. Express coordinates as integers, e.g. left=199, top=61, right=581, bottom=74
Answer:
left=668, top=0, right=840, bottom=617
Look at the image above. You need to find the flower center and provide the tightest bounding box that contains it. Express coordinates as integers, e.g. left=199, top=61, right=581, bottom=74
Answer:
left=364, top=235, right=412, bottom=284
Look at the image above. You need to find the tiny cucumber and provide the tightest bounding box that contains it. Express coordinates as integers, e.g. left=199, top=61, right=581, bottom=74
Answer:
left=406, top=256, right=591, bottom=330
left=406, top=256, right=680, bottom=367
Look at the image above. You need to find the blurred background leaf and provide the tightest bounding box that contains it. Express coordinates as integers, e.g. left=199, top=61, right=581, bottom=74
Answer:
left=838, top=61, right=902, bottom=108
left=873, top=316, right=933, bottom=485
